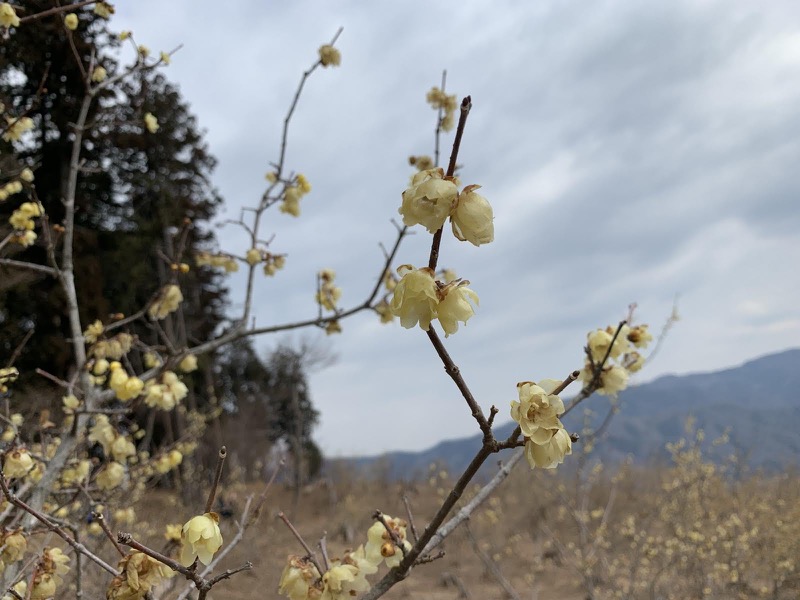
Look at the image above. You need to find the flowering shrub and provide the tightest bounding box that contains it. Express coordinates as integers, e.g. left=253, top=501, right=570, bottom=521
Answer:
left=0, top=3, right=669, bottom=600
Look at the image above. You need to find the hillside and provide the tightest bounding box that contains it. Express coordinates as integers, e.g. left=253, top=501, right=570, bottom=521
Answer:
left=335, top=348, right=800, bottom=477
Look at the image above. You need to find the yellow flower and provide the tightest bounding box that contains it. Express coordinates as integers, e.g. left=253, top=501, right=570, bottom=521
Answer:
left=91, top=66, right=107, bottom=82
left=20, top=168, right=35, bottom=182
left=30, top=573, right=56, bottom=600
left=138, top=45, right=150, bottom=58
left=390, top=265, right=438, bottom=331
left=1, top=530, right=27, bottom=563
left=2, top=116, right=34, bottom=142
left=179, top=354, right=198, bottom=373
left=179, top=513, right=223, bottom=566
left=94, top=2, right=114, bottom=18
left=107, top=551, right=173, bottom=600
left=375, top=299, right=394, bottom=324
left=0, top=3, right=20, bottom=28
left=3, top=448, right=33, bottom=478
left=296, top=173, right=312, bottom=193
left=510, top=380, right=566, bottom=444
left=408, top=155, right=434, bottom=171
left=325, top=320, right=342, bottom=335
left=524, top=428, right=572, bottom=469
left=64, top=13, right=78, bottom=30
left=110, top=435, right=136, bottom=462
left=96, top=461, right=125, bottom=490
left=279, top=186, right=302, bottom=217
left=245, top=248, right=261, bottom=266
left=164, top=524, right=182, bottom=542
left=143, top=112, right=159, bottom=134
left=160, top=51, right=171, bottom=65
left=626, top=351, right=645, bottom=373
left=579, top=362, right=629, bottom=396
left=265, top=171, right=278, bottom=183
left=399, top=168, right=458, bottom=233
left=148, top=284, right=183, bottom=319
left=364, top=515, right=410, bottom=568
left=627, top=324, right=653, bottom=348
left=62, top=394, right=80, bottom=413
left=586, top=327, right=629, bottom=363
left=451, top=184, right=494, bottom=246
left=119, top=30, right=131, bottom=40
left=279, top=555, right=321, bottom=600
left=83, top=319, right=104, bottom=343
left=3, top=581, right=26, bottom=600
left=436, top=279, right=479, bottom=336
left=318, top=44, right=341, bottom=67
left=143, top=352, right=161, bottom=369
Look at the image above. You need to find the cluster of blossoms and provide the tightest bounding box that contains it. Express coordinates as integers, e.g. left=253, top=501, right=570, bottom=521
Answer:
left=107, top=550, right=173, bottom=600
left=2, top=435, right=47, bottom=485
left=578, top=323, right=653, bottom=396
left=196, top=251, right=239, bottom=273
left=108, top=361, right=145, bottom=401
left=318, top=44, right=341, bottom=67
left=275, top=173, right=312, bottom=217
left=7, top=200, right=43, bottom=247
left=511, top=379, right=573, bottom=469
left=426, top=86, right=458, bottom=131
left=279, top=515, right=409, bottom=600
left=0, top=166, right=33, bottom=201
left=400, top=168, right=494, bottom=247
left=29, top=547, right=70, bottom=599
left=3, top=447, right=35, bottom=479
left=87, top=327, right=134, bottom=361
left=143, top=370, right=188, bottom=410
left=390, top=265, right=478, bottom=336
left=0, top=411, right=22, bottom=441
left=245, top=247, right=287, bottom=276
left=0, top=366, right=18, bottom=394
left=148, top=283, right=184, bottom=320
left=316, top=268, right=342, bottom=311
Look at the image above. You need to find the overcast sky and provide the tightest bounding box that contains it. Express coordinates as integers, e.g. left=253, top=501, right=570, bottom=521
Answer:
left=111, top=1, right=800, bottom=456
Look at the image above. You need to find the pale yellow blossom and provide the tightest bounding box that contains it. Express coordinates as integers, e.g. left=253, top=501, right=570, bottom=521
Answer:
left=179, top=513, right=223, bottom=566
left=390, top=265, right=438, bottom=331
left=64, top=13, right=78, bottom=30
left=437, top=280, right=479, bottom=336
left=0, top=3, right=20, bottom=28
left=399, top=168, right=458, bottom=233
left=510, top=380, right=566, bottom=444
left=143, top=112, right=159, bottom=134
left=2, top=116, right=34, bottom=142
left=451, top=184, right=494, bottom=246
left=91, top=66, right=107, bottom=82
left=524, top=428, right=572, bottom=469
left=318, top=44, right=341, bottom=67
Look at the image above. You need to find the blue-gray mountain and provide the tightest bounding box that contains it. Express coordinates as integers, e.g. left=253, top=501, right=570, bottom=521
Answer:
left=335, top=348, right=800, bottom=479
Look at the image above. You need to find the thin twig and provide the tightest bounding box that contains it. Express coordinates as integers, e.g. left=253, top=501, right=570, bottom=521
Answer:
left=204, top=446, right=227, bottom=514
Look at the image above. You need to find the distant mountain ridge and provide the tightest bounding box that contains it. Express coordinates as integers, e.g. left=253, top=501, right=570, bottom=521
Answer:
left=332, top=348, right=800, bottom=478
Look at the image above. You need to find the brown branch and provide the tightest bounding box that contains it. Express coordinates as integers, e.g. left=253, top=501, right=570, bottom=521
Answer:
left=94, top=512, right=125, bottom=557
left=204, top=446, right=227, bottom=514
left=0, top=258, right=58, bottom=277
left=18, top=0, right=96, bottom=23
left=425, top=326, right=491, bottom=438
left=427, top=96, right=472, bottom=272
left=277, top=512, right=325, bottom=579
left=0, top=475, right=118, bottom=575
